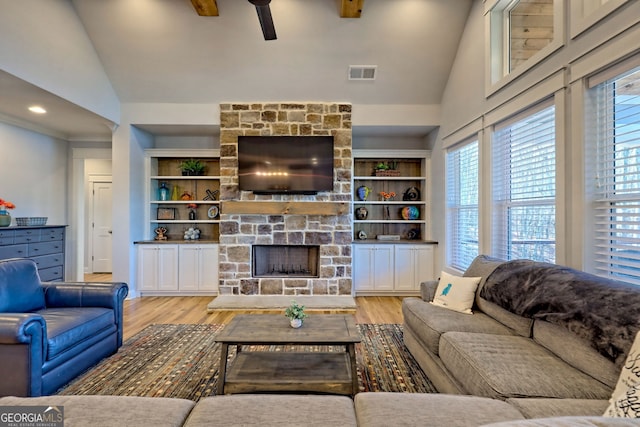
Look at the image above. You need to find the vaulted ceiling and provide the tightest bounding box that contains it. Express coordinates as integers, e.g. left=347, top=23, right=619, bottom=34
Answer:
left=0, top=0, right=473, bottom=139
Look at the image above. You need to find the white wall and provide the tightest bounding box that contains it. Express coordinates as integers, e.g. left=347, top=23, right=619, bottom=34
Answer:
left=0, top=122, right=67, bottom=224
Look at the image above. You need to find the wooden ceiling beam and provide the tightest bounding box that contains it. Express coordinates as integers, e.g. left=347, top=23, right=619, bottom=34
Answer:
left=191, top=0, right=219, bottom=16
left=340, top=0, right=363, bottom=18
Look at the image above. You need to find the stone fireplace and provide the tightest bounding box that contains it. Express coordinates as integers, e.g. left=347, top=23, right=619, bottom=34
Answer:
left=218, top=102, right=353, bottom=297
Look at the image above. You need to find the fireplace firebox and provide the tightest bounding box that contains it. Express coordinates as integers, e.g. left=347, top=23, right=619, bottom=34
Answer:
left=252, top=245, right=320, bottom=278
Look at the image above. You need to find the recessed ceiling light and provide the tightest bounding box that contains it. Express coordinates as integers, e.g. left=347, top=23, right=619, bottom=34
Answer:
left=28, top=105, right=47, bottom=114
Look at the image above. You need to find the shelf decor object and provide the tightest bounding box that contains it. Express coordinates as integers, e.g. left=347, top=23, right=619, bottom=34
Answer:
left=0, top=198, right=16, bottom=227
left=157, top=208, right=176, bottom=220
left=401, top=206, right=420, bottom=220
left=356, top=185, right=371, bottom=201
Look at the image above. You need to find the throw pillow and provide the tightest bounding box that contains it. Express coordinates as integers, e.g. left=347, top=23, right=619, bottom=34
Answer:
left=604, top=383, right=640, bottom=418
left=430, top=271, right=481, bottom=314
left=609, top=331, right=640, bottom=401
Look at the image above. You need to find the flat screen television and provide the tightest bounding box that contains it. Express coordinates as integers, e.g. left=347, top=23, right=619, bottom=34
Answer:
left=238, top=135, right=334, bottom=195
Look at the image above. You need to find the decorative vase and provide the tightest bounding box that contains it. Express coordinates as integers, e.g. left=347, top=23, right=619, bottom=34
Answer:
left=0, top=213, right=10, bottom=227
left=355, top=207, right=368, bottom=220
left=290, top=318, right=303, bottom=328
left=356, top=185, right=371, bottom=201
left=158, top=182, right=169, bottom=201
left=401, top=206, right=420, bottom=220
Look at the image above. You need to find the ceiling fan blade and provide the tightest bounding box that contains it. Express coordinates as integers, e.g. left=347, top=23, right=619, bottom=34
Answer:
left=253, top=4, right=277, bottom=40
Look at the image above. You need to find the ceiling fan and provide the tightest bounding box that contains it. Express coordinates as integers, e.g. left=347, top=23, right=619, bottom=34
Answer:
left=248, top=0, right=277, bottom=41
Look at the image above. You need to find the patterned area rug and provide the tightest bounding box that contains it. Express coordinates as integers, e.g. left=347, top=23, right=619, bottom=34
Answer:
left=58, top=323, right=435, bottom=401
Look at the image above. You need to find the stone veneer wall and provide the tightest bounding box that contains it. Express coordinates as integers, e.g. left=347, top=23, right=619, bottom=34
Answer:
left=218, top=102, right=353, bottom=296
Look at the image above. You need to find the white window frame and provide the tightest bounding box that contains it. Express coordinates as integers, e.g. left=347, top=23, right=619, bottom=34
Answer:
left=569, top=0, right=631, bottom=39
left=586, top=58, right=640, bottom=285
left=446, top=138, right=480, bottom=271
left=484, top=0, right=564, bottom=95
left=491, top=100, right=557, bottom=262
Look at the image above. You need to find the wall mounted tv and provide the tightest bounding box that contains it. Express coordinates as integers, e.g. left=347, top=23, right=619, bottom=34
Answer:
left=238, top=135, right=334, bottom=195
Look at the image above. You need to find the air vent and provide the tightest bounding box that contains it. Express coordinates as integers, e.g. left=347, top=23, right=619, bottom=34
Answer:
left=349, top=65, right=377, bottom=80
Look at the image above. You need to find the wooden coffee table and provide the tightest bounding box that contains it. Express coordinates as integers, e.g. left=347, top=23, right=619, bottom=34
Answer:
left=215, top=314, right=361, bottom=396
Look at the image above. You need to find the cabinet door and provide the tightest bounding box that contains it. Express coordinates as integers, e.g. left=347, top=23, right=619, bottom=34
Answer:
left=372, top=245, right=394, bottom=291
left=178, top=245, right=200, bottom=291
left=394, top=245, right=434, bottom=291
left=198, top=245, right=219, bottom=292
left=353, top=245, right=375, bottom=291
left=138, top=245, right=159, bottom=290
left=157, top=245, right=179, bottom=291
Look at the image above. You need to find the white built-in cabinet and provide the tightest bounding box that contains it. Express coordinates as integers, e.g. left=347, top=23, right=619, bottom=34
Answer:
left=353, top=243, right=436, bottom=295
left=137, top=243, right=218, bottom=295
left=137, top=244, right=180, bottom=292
left=353, top=244, right=395, bottom=293
left=178, top=244, right=219, bottom=292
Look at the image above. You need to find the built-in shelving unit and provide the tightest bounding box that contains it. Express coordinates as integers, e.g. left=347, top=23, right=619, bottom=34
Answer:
left=351, top=149, right=436, bottom=295
left=145, top=149, right=221, bottom=241
left=352, top=149, right=430, bottom=242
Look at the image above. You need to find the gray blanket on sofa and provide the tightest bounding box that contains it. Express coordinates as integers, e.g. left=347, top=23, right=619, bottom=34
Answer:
left=480, top=260, right=640, bottom=366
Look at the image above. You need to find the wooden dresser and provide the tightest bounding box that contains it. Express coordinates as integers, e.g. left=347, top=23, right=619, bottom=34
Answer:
left=0, top=225, right=66, bottom=281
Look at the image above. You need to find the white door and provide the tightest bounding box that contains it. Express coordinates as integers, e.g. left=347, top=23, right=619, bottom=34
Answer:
left=92, top=181, right=113, bottom=273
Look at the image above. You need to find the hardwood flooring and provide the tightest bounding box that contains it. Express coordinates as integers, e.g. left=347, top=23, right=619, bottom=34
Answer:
left=84, top=273, right=408, bottom=341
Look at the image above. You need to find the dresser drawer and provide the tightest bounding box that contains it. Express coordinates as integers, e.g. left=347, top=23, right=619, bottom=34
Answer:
left=32, top=253, right=64, bottom=270
left=39, top=265, right=63, bottom=281
left=28, top=241, right=63, bottom=257
left=0, top=229, right=16, bottom=242
left=14, top=229, right=42, bottom=244
left=0, top=244, right=28, bottom=259
left=41, top=228, right=64, bottom=241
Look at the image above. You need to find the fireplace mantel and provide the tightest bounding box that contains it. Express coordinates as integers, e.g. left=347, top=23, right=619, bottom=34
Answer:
left=222, top=201, right=349, bottom=216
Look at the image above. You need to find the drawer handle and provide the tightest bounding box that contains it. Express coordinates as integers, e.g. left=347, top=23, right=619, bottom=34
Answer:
left=17, top=250, right=24, bottom=254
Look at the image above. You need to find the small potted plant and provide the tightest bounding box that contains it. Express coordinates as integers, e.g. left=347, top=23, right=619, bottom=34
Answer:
left=284, top=300, right=308, bottom=328
left=178, top=159, right=206, bottom=176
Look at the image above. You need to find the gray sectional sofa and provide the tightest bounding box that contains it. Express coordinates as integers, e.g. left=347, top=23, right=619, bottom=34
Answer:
left=2, top=393, right=639, bottom=427
left=403, top=255, right=640, bottom=418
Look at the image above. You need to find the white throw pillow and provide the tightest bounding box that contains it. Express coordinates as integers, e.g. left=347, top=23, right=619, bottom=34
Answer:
left=430, top=271, right=481, bottom=314
left=604, top=330, right=640, bottom=417
left=604, top=383, right=640, bottom=418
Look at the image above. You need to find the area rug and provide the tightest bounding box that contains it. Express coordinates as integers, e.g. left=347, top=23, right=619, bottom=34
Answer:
left=57, top=323, right=436, bottom=401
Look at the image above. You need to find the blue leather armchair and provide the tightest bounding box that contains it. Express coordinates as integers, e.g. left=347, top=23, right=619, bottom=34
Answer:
left=0, top=258, right=128, bottom=396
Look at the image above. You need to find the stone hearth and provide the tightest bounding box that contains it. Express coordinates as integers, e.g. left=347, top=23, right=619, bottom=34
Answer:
left=217, top=102, right=353, bottom=297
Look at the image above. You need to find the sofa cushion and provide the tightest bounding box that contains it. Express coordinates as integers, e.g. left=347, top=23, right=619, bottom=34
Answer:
left=476, top=297, right=534, bottom=337
left=0, top=258, right=45, bottom=313
left=0, top=395, right=195, bottom=427
left=431, top=271, right=481, bottom=314
left=506, top=398, right=610, bottom=419
left=355, top=393, right=525, bottom=427
left=480, top=260, right=640, bottom=367
left=480, top=417, right=640, bottom=426
left=534, top=320, right=620, bottom=389
left=439, top=332, right=612, bottom=400
left=184, top=395, right=357, bottom=427
left=464, top=254, right=505, bottom=292
left=403, top=297, right=515, bottom=355
left=38, top=307, right=115, bottom=360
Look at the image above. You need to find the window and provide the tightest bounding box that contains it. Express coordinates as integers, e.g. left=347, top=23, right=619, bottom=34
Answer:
left=590, top=64, right=640, bottom=285
left=485, top=0, right=562, bottom=93
left=446, top=140, right=479, bottom=270
left=492, top=103, right=556, bottom=262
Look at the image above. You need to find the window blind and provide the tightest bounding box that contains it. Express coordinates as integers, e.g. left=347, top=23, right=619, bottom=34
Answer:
left=592, top=65, right=640, bottom=285
left=492, top=103, right=556, bottom=262
left=446, top=140, right=479, bottom=271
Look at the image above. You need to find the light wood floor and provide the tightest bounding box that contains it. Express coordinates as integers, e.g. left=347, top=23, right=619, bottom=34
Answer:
left=84, top=274, right=407, bottom=340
